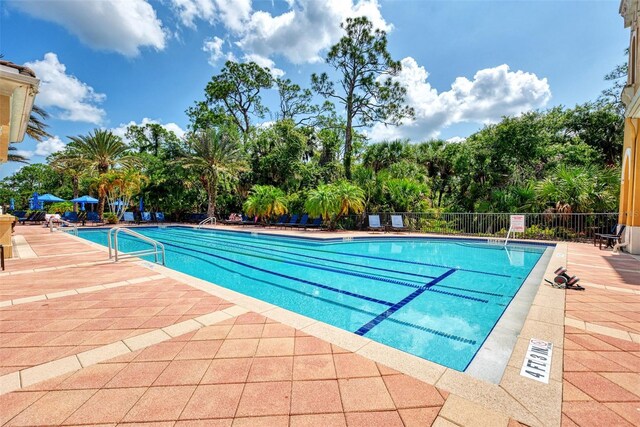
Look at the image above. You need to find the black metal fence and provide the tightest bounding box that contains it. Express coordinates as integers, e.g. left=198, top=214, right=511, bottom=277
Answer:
left=336, top=212, right=621, bottom=242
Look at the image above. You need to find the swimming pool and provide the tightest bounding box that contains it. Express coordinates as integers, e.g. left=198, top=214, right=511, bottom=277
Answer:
left=78, top=226, right=549, bottom=371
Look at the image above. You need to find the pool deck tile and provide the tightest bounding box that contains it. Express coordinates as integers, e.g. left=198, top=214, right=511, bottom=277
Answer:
left=1, top=225, right=639, bottom=426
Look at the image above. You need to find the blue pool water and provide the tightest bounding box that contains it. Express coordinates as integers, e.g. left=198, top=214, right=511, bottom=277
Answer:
left=78, top=226, right=548, bottom=371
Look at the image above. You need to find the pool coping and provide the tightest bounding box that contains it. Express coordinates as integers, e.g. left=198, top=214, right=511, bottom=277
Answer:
left=65, top=226, right=566, bottom=426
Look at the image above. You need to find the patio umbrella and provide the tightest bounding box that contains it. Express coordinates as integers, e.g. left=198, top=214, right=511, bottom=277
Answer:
left=139, top=197, right=144, bottom=213
left=10, top=198, right=15, bottom=210
left=30, top=192, right=40, bottom=210
left=38, top=194, right=65, bottom=203
left=71, top=195, right=99, bottom=212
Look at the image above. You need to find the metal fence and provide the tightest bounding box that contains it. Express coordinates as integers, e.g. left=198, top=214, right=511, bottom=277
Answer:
left=337, top=212, right=621, bottom=242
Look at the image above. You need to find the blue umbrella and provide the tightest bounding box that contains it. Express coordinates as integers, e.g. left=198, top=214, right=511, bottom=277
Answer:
left=139, top=197, right=144, bottom=213
left=70, top=195, right=99, bottom=203
left=31, top=192, right=40, bottom=210
left=10, top=198, right=15, bottom=210
left=38, top=194, right=65, bottom=203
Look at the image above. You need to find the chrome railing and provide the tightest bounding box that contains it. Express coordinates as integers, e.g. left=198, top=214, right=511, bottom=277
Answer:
left=197, top=216, right=216, bottom=228
left=352, top=212, right=621, bottom=242
left=107, top=226, right=165, bottom=265
left=49, top=218, right=78, bottom=236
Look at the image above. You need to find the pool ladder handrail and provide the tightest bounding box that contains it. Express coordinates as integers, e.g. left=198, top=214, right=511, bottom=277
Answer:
left=49, top=218, right=78, bottom=236
left=107, top=226, right=166, bottom=265
left=197, top=216, right=216, bottom=228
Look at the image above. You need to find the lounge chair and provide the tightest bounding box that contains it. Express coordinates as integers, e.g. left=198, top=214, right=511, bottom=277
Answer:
left=368, top=215, right=385, bottom=232
left=241, top=215, right=260, bottom=226
left=155, top=212, right=165, bottom=223
left=20, top=211, right=46, bottom=225
left=12, top=211, right=27, bottom=221
left=390, top=214, right=407, bottom=232
left=269, top=214, right=289, bottom=227
left=281, top=214, right=299, bottom=228
left=123, top=212, right=136, bottom=224
left=140, top=212, right=152, bottom=224
left=86, top=212, right=102, bottom=226
left=291, top=214, right=309, bottom=229
left=596, top=225, right=626, bottom=250
left=303, top=216, right=324, bottom=230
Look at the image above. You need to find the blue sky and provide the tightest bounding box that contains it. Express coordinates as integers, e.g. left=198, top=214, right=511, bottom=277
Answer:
left=0, top=0, right=628, bottom=178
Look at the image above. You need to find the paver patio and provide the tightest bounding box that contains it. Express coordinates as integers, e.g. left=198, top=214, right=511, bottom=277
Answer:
left=0, top=225, right=638, bottom=426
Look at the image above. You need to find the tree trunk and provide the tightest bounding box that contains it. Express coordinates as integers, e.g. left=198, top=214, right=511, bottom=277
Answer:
left=344, top=114, right=353, bottom=180
left=207, top=178, right=217, bottom=217
left=73, top=176, right=79, bottom=212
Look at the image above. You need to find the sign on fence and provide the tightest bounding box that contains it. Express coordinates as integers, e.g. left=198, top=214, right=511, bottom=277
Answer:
left=510, top=215, right=526, bottom=232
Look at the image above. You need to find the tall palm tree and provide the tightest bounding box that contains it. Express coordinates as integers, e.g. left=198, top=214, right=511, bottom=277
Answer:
left=67, top=129, right=138, bottom=217
left=48, top=147, right=85, bottom=208
left=243, top=185, right=288, bottom=222
left=177, top=128, right=247, bottom=217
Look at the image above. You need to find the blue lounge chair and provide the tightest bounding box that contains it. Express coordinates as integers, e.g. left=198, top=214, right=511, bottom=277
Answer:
left=155, top=212, right=165, bottom=223
left=123, top=212, right=136, bottom=224
left=62, top=211, right=79, bottom=223
left=269, top=214, right=289, bottom=227
left=281, top=214, right=299, bottom=228
left=241, top=215, right=259, bottom=226
left=368, top=215, right=385, bottom=232
left=390, top=215, right=408, bottom=232
left=140, top=212, right=152, bottom=223
left=12, top=211, right=27, bottom=221
left=86, top=212, right=102, bottom=225
left=304, top=216, right=324, bottom=230
left=291, top=214, right=309, bottom=229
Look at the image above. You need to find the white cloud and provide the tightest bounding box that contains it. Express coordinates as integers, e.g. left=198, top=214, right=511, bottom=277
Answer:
left=35, top=136, right=66, bottom=157
left=242, top=54, right=285, bottom=78
left=203, top=36, right=225, bottom=66
left=12, top=150, right=33, bottom=159
left=236, top=0, right=391, bottom=65
left=11, top=0, right=166, bottom=57
left=171, top=0, right=251, bottom=31
left=369, top=58, right=551, bottom=141
left=446, top=136, right=466, bottom=144
left=110, top=118, right=186, bottom=143
left=25, top=53, right=106, bottom=124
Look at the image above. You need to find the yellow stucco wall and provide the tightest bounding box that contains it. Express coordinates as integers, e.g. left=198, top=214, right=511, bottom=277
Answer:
left=619, top=118, right=639, bottom=227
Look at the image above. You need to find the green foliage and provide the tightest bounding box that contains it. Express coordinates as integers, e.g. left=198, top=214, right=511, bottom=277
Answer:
left=103, top=212, right=118, bottom=224
left=305, top=181, right=365, bottom=229
left=243, top=185, right=288, bottom=221
left=47, top=202, right=73, bottom=214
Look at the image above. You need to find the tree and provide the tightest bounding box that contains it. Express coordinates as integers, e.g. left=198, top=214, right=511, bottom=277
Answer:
left=49, top=147, right=85, bottom=207
left=312, top=16, right=414, bottom=179
left=243, top=185, right=288, bottom=222
left=177, top=128, right=246, bottom=217
left=276, top=78, right=333, bottom=126
left=93, top=169, right=146, bottom=220
left=7, top=142, right=29, bottom=164
left=67, top=129, right=138, bottom=218
left=126, top=123, right=179, bottom=157
left=199, top=61, right=273, bottom=137
left=305, top=181, right=365, bottom=229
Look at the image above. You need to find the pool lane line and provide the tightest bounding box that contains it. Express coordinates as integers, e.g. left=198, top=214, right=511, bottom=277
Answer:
left=181, top=226, right=521, bottom=279
left=137, top=240, right=480, bottom=348
left=155, top=229, right=507, bottom=299
left=139, top=230, right=492, bottom=302
left=159, top=228, right=439, bottom=282
left=141, top=229, right=428, bottom=290
left=151, top=239, right=398, bottom=307
left=354, top=269, right=458, bottom=337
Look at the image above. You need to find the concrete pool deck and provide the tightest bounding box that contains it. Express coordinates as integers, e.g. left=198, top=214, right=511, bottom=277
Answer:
left=0, top=225, right=638, bottom=426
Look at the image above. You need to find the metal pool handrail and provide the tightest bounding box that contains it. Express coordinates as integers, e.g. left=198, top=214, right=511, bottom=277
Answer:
left=49, top=218, right=78, bottom=236
left=197, top=216, right=216, bottom=228
left=107, top=226, right=165, bottom=265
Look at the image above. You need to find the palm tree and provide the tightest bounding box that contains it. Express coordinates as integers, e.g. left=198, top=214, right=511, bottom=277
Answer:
left=7, top=142, right=29, bottom=164
left=305, top=181, right=364, bottom=229
left=243, top=185, right=288, bottom=222
left=26, top=105, right=53, bottom=142
left=177, top=128, right=247, bottom=217
left=67, top=129, right=138, bottom=217
left=48, top=147, right=85, bottom=208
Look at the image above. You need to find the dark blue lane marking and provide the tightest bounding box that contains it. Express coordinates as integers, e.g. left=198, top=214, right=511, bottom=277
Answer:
left=142, top=231, right=503, bottom=304
left=165, top=228, right=439, bottom=281
left=355, top=269, right=457, bottom=336
left=149, top=239, right=397, bottom=307
left=143, top=231, right=426, bottom=291
left=385, top=317, right=477, bottom=345
left=178, top=226, right=520, bottom=279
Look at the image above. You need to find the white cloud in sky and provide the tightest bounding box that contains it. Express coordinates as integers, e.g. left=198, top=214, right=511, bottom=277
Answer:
left=35, top=136, right=66, bottom=157
left=242, top=53, right=285, bottom=77
left=11, top=0, right=166, bottom=56
left=12, top=150, right=33, bottom=160
left=110, top=118, right=186, bottom=143
left=446, top=136, right=466, bottom=144
left=171, top=0, right=251, bottom=31
left=25, top=53, right=107, bottom=124
left=202, top=36, right=226, bottom=66
left=369, top=58, right=552, bottom=141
